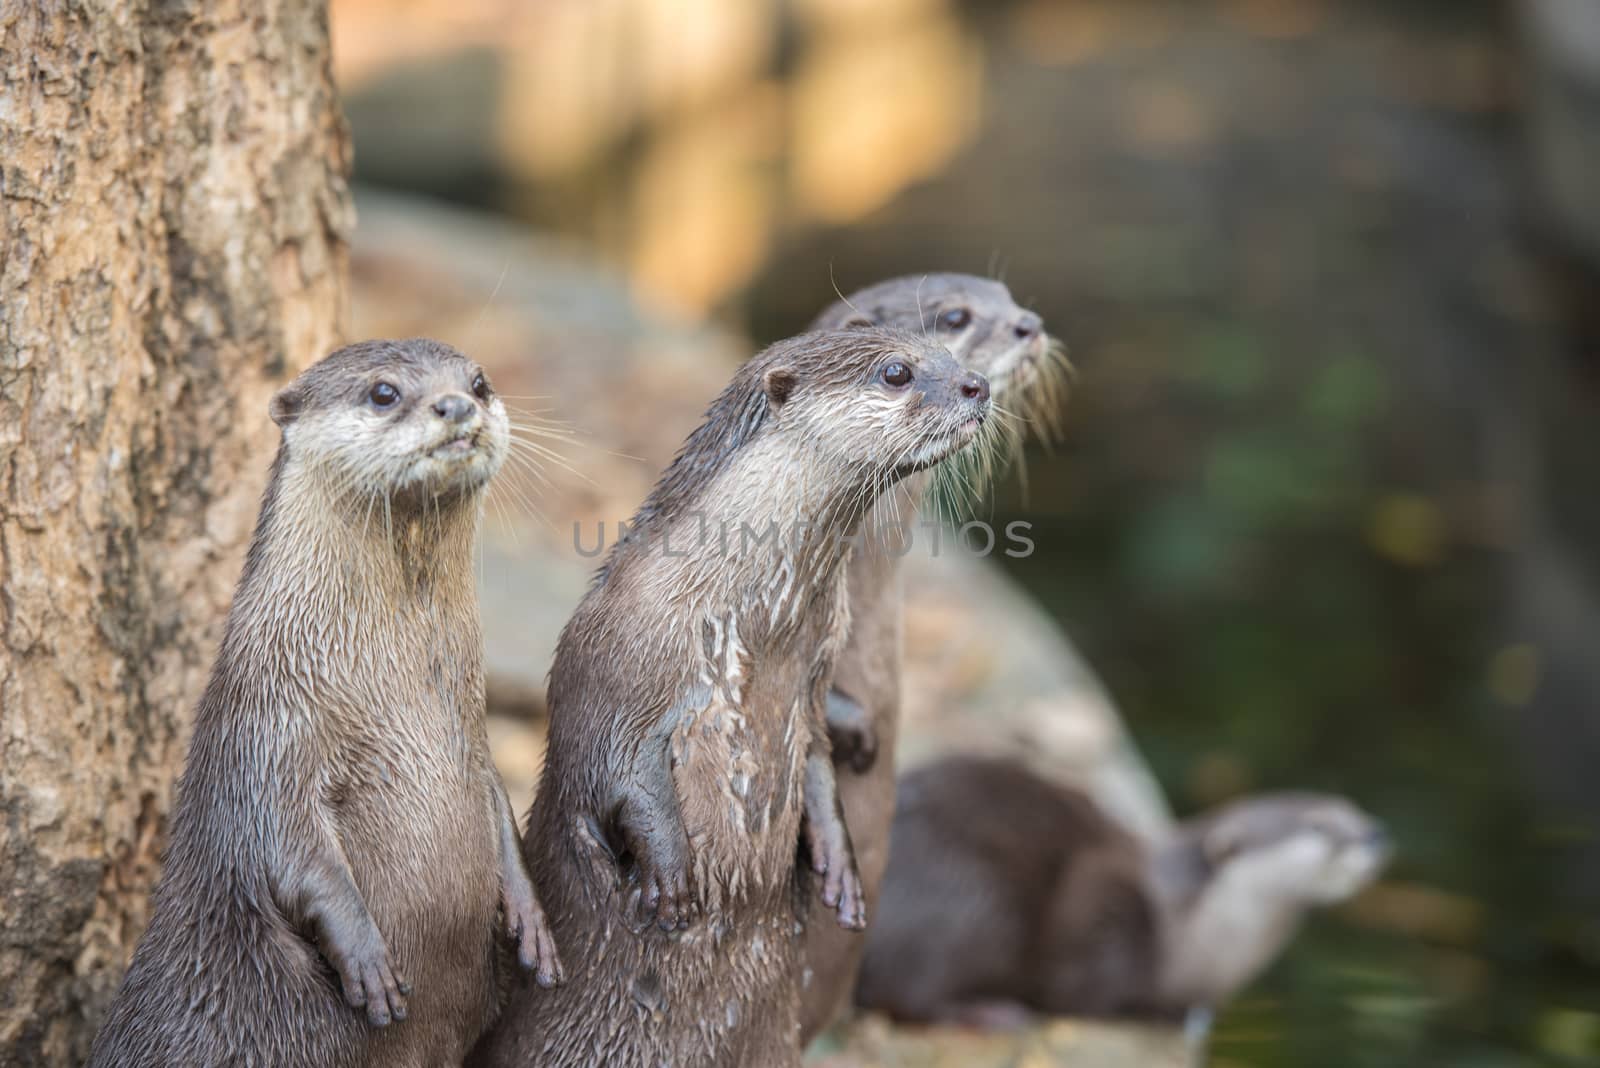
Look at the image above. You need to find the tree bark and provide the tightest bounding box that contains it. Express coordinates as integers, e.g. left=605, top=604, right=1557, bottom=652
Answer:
left=0, top=2, right=351, bottom=1063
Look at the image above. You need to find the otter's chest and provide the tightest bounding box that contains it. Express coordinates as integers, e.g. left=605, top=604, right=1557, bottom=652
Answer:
left=668, top=616, right=824, bottom=911
left=339, top=683, right=489, bottom=810
left=331, top=666, right=497, bottom=886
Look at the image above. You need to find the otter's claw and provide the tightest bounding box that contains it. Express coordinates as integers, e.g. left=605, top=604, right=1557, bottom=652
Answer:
left=504, top=882, right=564, bottom=988
left=813, top=833, right=867, bottom=930
left=631, top=860, right=695, bottom=932
left=801, top=748, right=866, bottom=929
left=825, top=690, right=877, bottom=774
left=332, top=938, right=409, bottom=1027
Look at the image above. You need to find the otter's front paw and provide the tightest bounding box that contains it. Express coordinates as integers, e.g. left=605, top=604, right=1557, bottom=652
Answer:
left=807, top=819, right=867, bottom=931
left=628, top=853, right=695, bottom=932
left=825, top=691, right=877, bottom=774
left=504, top=881, right=564, bottom=988
left=329, top=936, right=410, bottom=1027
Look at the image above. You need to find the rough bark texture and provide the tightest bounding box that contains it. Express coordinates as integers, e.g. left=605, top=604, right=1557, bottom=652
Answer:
left=0, top=3, right=351, bottom=1064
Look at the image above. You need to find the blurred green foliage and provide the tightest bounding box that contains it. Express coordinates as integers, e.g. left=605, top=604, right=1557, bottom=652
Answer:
left=991, top=299, right=1599, bottom=1062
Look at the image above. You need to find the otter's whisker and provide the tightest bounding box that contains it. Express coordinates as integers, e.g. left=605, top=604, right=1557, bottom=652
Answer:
left=361, top=486, right=380, bottom=544
left=490, top=481, right=552, bottom=535
left=483, top=491, right=512, bottom=542
left=502, top=435, right=566, bottom=465
left=505, top=417, right=581, bottom=440
left=504, top=424, right=566, bottom=446
left=505, top=428, right=582, bottom=454
left=499, top=446, right=556, bottom=488
left=466, top=258, right=510, bottom=343
left=489, top=454, right=553, bottom=511
left=504, top=441, right=591, bottom=489
left=827, top=262, right=866, bottom=324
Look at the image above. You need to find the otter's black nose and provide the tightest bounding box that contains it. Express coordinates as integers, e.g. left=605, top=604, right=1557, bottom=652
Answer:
left=432, top=393, right=475, bottom=423
left=959, top=372, right=990, bottom=403
left=1013, top=313, right=1042, bottom=340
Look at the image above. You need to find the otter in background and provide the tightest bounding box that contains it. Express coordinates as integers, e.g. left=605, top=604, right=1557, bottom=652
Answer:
left=474, top=329, right=992, bottom=1068
left=800, top=273, right=1071, bottom=1040
left=856, top=756, right=1390, bottom=1026
left=87, top=340, right=561, bottom=1068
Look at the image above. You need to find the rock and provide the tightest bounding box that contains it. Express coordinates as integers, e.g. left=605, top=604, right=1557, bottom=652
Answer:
left=899, top=547, right=1172, bottom=841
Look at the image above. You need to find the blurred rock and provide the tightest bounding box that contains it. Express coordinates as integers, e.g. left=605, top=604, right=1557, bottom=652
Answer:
left=898, top=547, right=1171, bottom=842
left=485, top=713, right=546, bottom=816
left=806, top=1013, right=1190, bottom=1068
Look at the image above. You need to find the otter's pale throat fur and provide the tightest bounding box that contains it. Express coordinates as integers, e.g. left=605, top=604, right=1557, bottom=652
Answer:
left=87, top=339, right=560, bottom=1068
left=473, top=328, right=991, bottom=1068
left=798, top=273, right=1068, bottom=1042
left=1146, top=790, right=1389, bottom=1008
left=855, top=757, right=1390, bottom=1025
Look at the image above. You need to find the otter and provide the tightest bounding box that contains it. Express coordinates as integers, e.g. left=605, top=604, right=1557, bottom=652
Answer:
left=799, top=273, right=1071, bottom=1040
left=472, top=329, right=992, bottom=1068
left=87, top=339, right=562, bottom=1068
left=855, top=756, right=1391, bottom=1026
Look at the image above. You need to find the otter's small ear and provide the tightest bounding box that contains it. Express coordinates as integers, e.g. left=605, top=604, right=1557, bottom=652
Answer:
left=269, top=385, right=304, bottom=428
left=764, top=367, right=797, bottom=407
left=841, top=314, right=874, bottom=330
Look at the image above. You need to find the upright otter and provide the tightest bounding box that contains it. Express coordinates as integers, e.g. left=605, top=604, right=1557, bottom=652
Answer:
left=88, top=339, right=562, bottom=1068
left=856, top=756, right=1391, bottom=1025
left=800, top=273, right=1070, bottom=1040
left=473, top=329, right=991, bottom=1068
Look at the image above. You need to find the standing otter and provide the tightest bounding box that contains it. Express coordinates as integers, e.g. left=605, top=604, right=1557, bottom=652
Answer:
left=87, top=339, right=562, bottom=1068
left=799, top=273, right=1071, bottom=1040
left=856, top=756, right=1391, bottom=1025
left=473, top=329, right=992, bottom=1068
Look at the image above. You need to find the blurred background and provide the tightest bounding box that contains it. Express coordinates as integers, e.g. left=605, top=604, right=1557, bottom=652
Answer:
left=329, top=0, right=1600, bottom=1064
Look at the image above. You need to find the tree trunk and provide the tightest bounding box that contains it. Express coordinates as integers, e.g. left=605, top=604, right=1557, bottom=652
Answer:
left=0, top=3, right=351, bottom=1063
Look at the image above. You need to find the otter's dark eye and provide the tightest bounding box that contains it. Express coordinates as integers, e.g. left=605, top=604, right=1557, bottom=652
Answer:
left=936, top=308, right=971, bottom=332
left=368, top=381, right=400, bottom=409
left=471, top=373, right=492, bottom=401
left=881, top=361, right=913, bottom=388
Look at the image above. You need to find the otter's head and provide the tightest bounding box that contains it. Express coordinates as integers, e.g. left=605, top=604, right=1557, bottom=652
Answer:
left=810, top=273, right=1067, bottom=425
left=757, top=328, right=992, bottom=478
left=1190, top=793, right=1391, bottom=907
left=268, top=338, right=509, bottom=509
left=635, top=328, right=989, bottom=534
left=1155, top=792, right=1390, bottom=1008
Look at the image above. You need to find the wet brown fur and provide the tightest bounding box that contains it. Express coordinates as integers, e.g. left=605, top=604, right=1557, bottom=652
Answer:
left=798, top=274, right=1066, bottom=1040
left=474, top=328, right=990, bottom=1068
left=856, top=757, right=1389, bottom=1023
left=87, top=339, right=559, bottom=1068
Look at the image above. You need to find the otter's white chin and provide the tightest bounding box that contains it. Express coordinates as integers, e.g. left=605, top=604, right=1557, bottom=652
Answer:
left=1312, top=846, right=1388, bottom=902
left=991, top=340, right=1046, bottom=394
left=900, top=416, right=986, bottom=472
left=403, top=443, right=502, bottom=496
